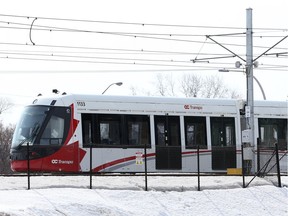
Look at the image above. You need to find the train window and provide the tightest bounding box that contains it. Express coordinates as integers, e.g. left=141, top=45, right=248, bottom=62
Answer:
left=81, top=114, right=150, bottom=148
left=154, top=116, right=180, bottom=147
left=40, top=116, right=64, bottom=145
left=210, top=117, right=235, bottom=147
left=184, top=117, right=207, bottom=149
left=30, top=106, right=71, bottom=146
left=82, top=114, right=93, bottom=146
left=156, top=122, right=165, bottom=146
left=12, top=106, right=49, bottom=148
left=126, top=115, right=150, bottom=146
left=99, top=115, right=121, bottom=145
left=225, top=126, right=234, bottom=146
left=258, top=118, right=287, bottom=150
left=169, top=118, right=181, bottom=146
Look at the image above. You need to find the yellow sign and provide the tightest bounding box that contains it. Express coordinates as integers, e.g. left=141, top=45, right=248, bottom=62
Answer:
left=135, top=152, right=143, bottom=165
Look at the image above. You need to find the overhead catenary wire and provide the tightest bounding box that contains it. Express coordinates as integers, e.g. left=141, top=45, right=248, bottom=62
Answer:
left=0, top=20, right=245, bottom=46
left=0, top=44, right=285, bottom=71
left=0, top=48, right=242, bottom=56
left=1, top=24, right=287, bottom=40
left=0, top=50, right=237, bottom=64
left=0, top=45, right=284, bottom=67
left=0, top=13, right=248, bottom=30
left=0, top=68, right=222, bottom=74
left=0, top=21, right=216, bottom=37
left=0, top=22, right=287, bottom=51
left=0, top=13, right=286, bottom=73
left=0, top=45, right=285, bottom=60
left=0, top=18, right=287, bottom=49
left=1, top=13, right=287, bottom=32
left=0, top=16, right=287, bottom=54
left=0, top=41, right=287, bottom=56
left=1, top=55, right=286, bottom=72
left=1, top=55, right=232, bottom=68
left=2, top=64, right=286, bottom=73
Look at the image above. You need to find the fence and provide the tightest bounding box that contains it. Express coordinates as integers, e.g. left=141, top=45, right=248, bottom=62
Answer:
left=16, top=143, right=285, bottom=190
left=244, top=142, right=286, bottom=188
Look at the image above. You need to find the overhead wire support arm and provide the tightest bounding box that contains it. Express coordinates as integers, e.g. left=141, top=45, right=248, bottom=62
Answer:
left=207, top=32, right=246, bottom=37
left=264, top=52, right=288, bottom=57
left=206, top=35, right=246, bottom=62
left=191, top=54, right=236, bottom=63
left=253, top=35, right=288, bottom=62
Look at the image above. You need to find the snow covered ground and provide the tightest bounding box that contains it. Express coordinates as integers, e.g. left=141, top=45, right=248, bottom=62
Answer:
left=0, top=175, right=287, bottom=216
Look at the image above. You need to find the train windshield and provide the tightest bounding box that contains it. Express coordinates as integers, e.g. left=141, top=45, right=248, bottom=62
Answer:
left=11, top=105, right=71, bottom=149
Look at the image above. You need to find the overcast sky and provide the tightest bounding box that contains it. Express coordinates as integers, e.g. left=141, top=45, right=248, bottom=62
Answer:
left=0, top=0, right=287, bottom=124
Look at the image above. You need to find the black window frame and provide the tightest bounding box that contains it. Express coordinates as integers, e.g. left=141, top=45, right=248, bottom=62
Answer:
left=184, top=116, right=207, bottom=149
left=154, top=115, right=181, bottom=147
left=98, top=114, right=122, bottom=146
left=126, top=115, right=151, bottom=147
left=34, top=106, right=71, bottom=147
left=81, top=113, right=151, bottom=148
left=210, top=117, right=236, bottom=147
left=258, top=118, right=287, bottom=150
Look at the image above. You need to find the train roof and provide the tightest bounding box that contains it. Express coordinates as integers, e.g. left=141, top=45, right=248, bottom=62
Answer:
left=30, top=93, right=287, bottom=106
left=28, top=93, right=287, bottom=117
left=31, top=93, right=244, bottom=106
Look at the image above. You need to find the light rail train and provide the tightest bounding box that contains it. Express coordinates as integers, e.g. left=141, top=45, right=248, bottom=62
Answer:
left=10, top=93, right=287, bottom=173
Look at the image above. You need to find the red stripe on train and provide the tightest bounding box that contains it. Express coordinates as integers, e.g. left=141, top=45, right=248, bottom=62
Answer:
left=92, top=150, right=214, bottom=172
left=93, top=153, right=155, bottom=172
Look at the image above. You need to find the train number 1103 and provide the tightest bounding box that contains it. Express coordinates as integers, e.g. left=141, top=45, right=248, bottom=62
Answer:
left=77, top=101, right=86, bottom=106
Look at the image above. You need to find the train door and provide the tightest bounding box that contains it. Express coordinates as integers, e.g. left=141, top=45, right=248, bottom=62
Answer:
left=211, top=117, right=236, bottom=170
left=154, top=115, right=181, bottom=170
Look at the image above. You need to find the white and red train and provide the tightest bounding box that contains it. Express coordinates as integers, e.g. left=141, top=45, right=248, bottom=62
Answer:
left=10, top=93, right=287, bottom=173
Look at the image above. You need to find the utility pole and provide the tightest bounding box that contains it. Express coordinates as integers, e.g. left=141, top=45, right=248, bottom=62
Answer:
left=242, top=8, right=255, bottom=175
left=209, top=8, right=286, bottom=175
left=245, top=8, right=254, bottom=148
left=206, top=8, right=256, bottom=173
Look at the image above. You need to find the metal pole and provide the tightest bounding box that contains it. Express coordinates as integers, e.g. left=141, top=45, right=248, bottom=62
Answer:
left=89, top=145, right=93, bottom=189
left=241, top=144, right=246, bottom=188
left=252, top=76, right=266, bottom=100
left=257, top=138, right=260, bottom=176
left=197, top=145, right=200, bottom=191
left=275, top=143, right=282, bottom=187
left=102, top=82, right=123, bottom=94
left=27, top=143, right=30, bottom=190
left=102, top=83, right=114, bottom=95
left=218, top=69, right=266, bottom=100
left=144, top=142, right=148, bottom=191
left=246, top=8, right=255, bottom=170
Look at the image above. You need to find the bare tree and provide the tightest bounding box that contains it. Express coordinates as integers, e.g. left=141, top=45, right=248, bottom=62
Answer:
left=130, top=86, right=138, bottom=96
left=0, top=98, right=14, bottom=173
left=0, top=97, right=13, bottom=115
left=130, top=73, right=242, bottom=99
left=180, top=73, right=241, bottom=99
left=229, top=89, right=242, bottom=99
left=153, top=73, right=177, bottom=97
left=200, top=75, right=229, bottom=98
left=181, top=73, right=202, bottom=97
left=166, top=74, right=177, bottom=97
left=129, top=85, right=153, bottom=96
left=155, top=73, right=167, bottom=96
left=0, top=121, right=15, bottom=174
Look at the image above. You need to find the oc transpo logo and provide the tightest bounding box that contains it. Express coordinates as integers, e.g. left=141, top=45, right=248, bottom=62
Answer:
left=184, top=104, right=203, bottom=110
left=51, top=159, right=74, bottom=165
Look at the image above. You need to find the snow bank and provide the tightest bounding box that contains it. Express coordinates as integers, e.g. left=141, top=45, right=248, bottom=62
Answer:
left=0, top=175, right=287, bottom=216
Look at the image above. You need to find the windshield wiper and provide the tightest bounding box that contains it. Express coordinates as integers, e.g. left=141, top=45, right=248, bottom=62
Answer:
left=17, top=124, right=40, bottom=148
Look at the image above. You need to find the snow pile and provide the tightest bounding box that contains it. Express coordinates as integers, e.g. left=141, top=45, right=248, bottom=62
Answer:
left=0, top=175, right=287, bottom=216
